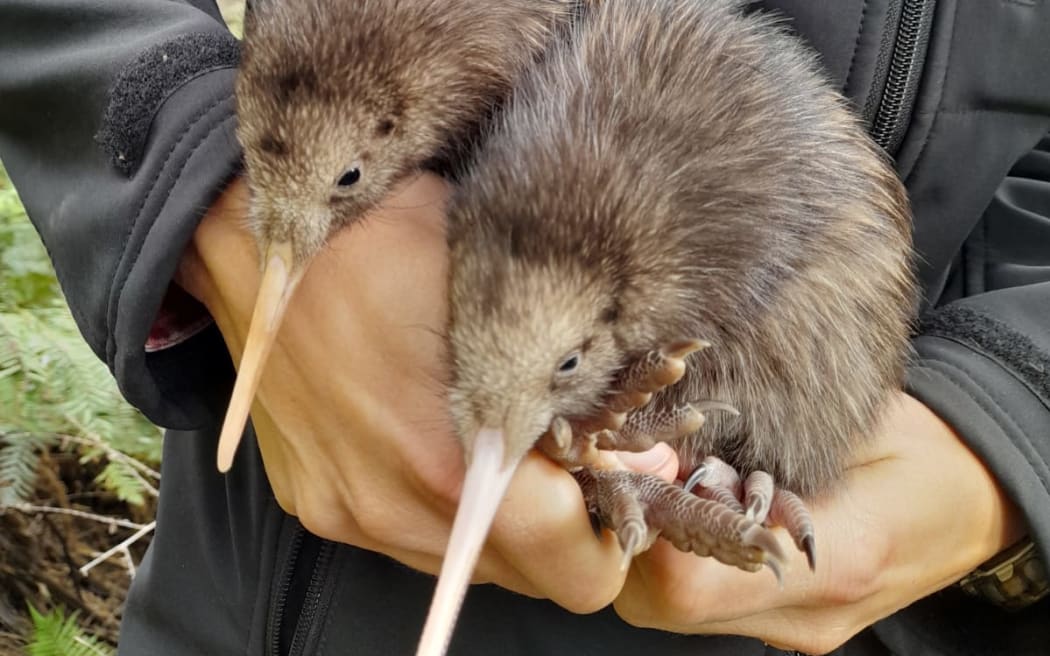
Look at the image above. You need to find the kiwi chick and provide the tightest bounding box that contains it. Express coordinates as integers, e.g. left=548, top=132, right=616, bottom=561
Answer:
left=417, top=0, right=916, bottom=653
left=216, top=0, right=576, bottom=472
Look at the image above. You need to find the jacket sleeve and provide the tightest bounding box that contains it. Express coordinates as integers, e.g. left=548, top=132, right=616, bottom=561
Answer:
left=0, top=0, right=244, bottom=429
left=907, top=134, right=1050, bottom=568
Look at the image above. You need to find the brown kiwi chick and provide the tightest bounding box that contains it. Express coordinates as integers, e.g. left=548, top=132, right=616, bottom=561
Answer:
left=416, top=0, right=916, bottom=653
left=217, top=0, right=577, bottom=471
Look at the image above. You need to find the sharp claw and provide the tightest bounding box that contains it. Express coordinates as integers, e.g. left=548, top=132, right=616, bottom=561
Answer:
left=551, top=416, right=572, bottom=451
left=769, top=488, right=816, bottom=572
left=619, top=546, right=635, bottom=573
left=683, top=464, right=707, bottom=493
left=588, top=512, right=603, bottom=540
left=802, top=534, right=816, bottom=571
left=740, top=524, right=787, bottom=588
left=618, top=522, right=645, bottom=572
left=765, top=555, right=785, bottom=589
left=663, top=338, right=711, bottom=359
left=652, top=358, right=686, bottom=387
left=741, top=523, right=788, bottom=572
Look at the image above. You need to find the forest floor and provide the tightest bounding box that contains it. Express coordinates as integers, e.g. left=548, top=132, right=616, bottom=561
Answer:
left=0, top=455, right=156, bottom=653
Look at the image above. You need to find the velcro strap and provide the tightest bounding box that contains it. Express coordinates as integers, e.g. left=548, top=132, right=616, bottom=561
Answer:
left=95, top=32, right=240, bottom=174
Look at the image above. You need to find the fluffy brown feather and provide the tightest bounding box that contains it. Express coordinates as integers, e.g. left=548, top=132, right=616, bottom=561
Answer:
left=446, top=0, right=917, bottom=497
left=236, top=0, right=575, bottom=266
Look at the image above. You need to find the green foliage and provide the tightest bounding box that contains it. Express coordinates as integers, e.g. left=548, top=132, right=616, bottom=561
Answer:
left=27, top=606, right=115, bottom=656
left=94, top=460, right=149, bottom=506
left=0, top=431, right=46, bottom=506
left=0, top=306, right=162, bottom=504
left=0, top=162, right=61, bottom=309
left=0, top=160, right=161, bottom=651
left=0, top=163, right=162, bottom=508
left=219, top=0, right=245, bottom=39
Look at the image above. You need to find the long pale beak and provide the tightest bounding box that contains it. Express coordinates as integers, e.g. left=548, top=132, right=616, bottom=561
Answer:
left=215, top=241, right=305, bottom=472
left=415, top=428, right=522, bottom=656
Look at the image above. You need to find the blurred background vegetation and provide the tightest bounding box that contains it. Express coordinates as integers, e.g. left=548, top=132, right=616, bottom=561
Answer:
left=0, top=2, right=244, bottom=653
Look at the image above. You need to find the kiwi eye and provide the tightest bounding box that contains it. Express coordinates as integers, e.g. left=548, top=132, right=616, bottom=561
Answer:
left=557, top=353, right=581, bottom=374
left=337, top=168, right=361, bottom=187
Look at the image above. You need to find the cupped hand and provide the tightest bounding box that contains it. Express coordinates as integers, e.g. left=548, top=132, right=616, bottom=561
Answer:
left=176, top=174, right=679, bottom=614
left=613, top=392, right=1025, bottom=654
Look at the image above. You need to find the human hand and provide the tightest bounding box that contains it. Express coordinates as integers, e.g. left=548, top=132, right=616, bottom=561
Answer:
left=612, top=392, right=1025, bottom=654
left=176, top=174, right=679, bottom=613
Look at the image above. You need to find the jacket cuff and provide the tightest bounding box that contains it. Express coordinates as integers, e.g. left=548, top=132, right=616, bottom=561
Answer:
left=107, top=68, right=242, bottom=430
left=907, top=306, right=1050, bottom=567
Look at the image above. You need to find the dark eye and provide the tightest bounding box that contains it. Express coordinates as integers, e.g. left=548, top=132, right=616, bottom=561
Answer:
left=337, top=168, right=361, bottom=187
left=557, top=353, right=580, bottom=374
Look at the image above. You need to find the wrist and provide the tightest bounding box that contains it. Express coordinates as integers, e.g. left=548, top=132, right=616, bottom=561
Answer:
left=920, top=395, right=1026, bottom=575
left=172, top=178, right=262, bottom=363
left=174, top=177, right=252, bottom=312
left=958, top=537, right=1049, bottom=609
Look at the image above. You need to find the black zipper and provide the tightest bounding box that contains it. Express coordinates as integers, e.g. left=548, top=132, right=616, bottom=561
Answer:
left=268, top=522, right=337, bottom=656
left=286, top=538, right=336, bottom=656
left=868, top=0, right=936, bottom=155
left=268, top=523, right=305, bottom=656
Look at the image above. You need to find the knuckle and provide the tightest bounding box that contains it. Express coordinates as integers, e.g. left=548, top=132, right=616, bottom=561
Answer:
left=349, top=494, right=401, bottom=545
left=560, top=585, right=618, bottom=615
left=613, top=572, right=694, bottom=630
left=297, top=505, right=348, bottom=542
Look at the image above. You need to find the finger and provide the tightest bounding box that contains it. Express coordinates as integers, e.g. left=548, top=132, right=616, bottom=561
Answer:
left=488, top=451, right=629, bottom=613
left=255, top=392, right=545, bottom=599
left=613, top=443, right=680, bottom=482
left=616, top=534, right=805, bottom=633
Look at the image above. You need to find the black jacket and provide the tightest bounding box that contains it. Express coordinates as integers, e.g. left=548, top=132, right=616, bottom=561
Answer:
left=2, top=1, right=1049, bottom=654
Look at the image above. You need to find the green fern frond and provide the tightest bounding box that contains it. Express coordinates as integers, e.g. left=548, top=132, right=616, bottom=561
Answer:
left=94, top=461, right=148, bottom=507
left=0, top=432, right=48, bottom=506
left=0, top=308, right=162, bottom=463
left=27, top=606, right=114, bottom=656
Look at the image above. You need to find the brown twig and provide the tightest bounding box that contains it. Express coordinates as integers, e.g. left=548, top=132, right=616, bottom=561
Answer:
left=5, top=503, right=147, bottom=531
left=79, top=521, right=156, bottom=577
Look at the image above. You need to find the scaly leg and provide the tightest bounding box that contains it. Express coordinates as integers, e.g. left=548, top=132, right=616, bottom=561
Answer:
left=685, top=457, right=816, bottom=570
left=574, top=468, right=786, bottom=581
left=595, top=339, right=737, bottom=453
left=539, top=338, right=719, bottom=463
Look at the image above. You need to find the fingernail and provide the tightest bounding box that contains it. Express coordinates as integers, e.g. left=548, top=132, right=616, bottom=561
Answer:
left=614, top=444, right=675, bottom=473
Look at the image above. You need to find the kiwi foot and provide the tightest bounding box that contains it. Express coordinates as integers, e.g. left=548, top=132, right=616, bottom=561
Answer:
left=574, top=468, right=787, bottom=580
left=686, top=457, right=816, bottom=570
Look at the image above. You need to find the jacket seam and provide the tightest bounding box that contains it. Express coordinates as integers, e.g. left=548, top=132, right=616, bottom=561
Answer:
left=921, top=306, right=1050, bottom=411
left=105, top=93, right=234, bottom=364
left=912, top=355, right=1050, bottom=498
left=902, top=0, right=958, bottom=187
left=923, top=332, right=1050, bottom=414
left=980, top=209, right=989, bottom=295
left=843, top=0, right=870, bottom=95
left=920, top=107, right=1050, bottom=118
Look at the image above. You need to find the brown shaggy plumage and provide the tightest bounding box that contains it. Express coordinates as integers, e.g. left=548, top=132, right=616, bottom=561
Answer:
left=236, top=0, right=575, bottom=266
left=446, top=0, right=917, bottom=497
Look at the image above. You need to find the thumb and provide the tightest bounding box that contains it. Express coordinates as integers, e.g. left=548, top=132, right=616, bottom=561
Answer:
left=613, top=443, right=679, bottom=482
